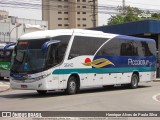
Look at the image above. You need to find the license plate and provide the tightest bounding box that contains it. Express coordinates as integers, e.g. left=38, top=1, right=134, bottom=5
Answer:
left=21, top=85, right=27, bottom=88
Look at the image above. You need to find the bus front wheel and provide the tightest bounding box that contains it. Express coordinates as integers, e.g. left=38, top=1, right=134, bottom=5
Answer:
left=129, top=74, right=139, bottom=89
left=37, top=90, right=47, bottom=95
left=66, top=76, right=78, bottom=95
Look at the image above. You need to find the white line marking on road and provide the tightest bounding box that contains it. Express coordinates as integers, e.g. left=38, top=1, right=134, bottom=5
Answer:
left=152, top=93, right=160, bottom=103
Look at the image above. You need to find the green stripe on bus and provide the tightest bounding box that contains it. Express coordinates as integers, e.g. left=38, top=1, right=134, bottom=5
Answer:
left=52, top=67, right=156, bottom=74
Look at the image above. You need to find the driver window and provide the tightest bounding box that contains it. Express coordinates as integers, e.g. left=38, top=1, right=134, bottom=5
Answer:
left=46, top=43, right=59, bottom=68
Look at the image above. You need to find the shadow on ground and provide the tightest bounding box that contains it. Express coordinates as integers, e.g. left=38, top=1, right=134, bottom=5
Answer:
left=0, top=84, right=151, bottom=99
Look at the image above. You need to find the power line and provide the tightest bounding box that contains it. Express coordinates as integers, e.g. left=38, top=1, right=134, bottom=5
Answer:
left=0, top=0, right=160, bottom=16
left=0, top=0, right=119, bottom=15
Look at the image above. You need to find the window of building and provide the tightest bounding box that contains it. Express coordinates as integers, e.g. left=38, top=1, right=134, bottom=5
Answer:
left=64, top=24, right=69, bottom=26
left=64, top=12, right=68, bottom=14
left=82, top=6, right=86, bottom=8
left=64, top=0, right=68, bottom=1
left=77, top=0, right=80, bottom=2
left=58, top=0, right=62, bottom=1
left=58, top=18, right=62, bottom=20
left=82, top=12, right=86, bottom=14
left=77, top=18, right=80, bottom=20
left=64, top=18, right=68, bottom=20
left=83, top=24, right=87, bottom=27
left=82, top=18, right=86, bottom=20
left=58, top=5, right=62, bottom=8
left=82, top=0, right=86, bottom=2
left=58, top=24, right=62, bottom=26
left=58, top=11, right=62, bottom=14
left=77, top=6, right=80, bottom=8
left=64, top=5, right=68, bottom=8
left=77, top=24, right=81, bottom=27
left=77, top=12, right=80, bottom=14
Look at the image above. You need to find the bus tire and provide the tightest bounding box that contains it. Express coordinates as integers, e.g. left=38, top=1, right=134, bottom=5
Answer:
left=37, top=90, right=47, bottom=95
left=129, top=74, right=139, bottom=89
left=66, top=76, right=78, bottom=95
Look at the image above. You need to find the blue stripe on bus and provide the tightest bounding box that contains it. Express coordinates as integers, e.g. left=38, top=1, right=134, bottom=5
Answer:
left=52, top=67, right=156, bottom=74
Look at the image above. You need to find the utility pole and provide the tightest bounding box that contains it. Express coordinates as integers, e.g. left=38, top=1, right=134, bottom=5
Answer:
left=123, top=0, right=125, bottom=9
left=122, top=0, right=125, bottom=14
left=93, top=0, right=96, bottom=28
left=89, top=0, right=97, bottom=28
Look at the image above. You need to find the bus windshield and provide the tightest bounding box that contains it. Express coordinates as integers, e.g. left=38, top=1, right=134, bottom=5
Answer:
left=11, top=39, right=47, bottom=74
left=11, top=35, right=71, bottom=74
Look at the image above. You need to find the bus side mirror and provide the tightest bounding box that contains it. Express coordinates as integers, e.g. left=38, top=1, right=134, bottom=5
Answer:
left=3, top=42, right=16, bottom=55
left=41, top=40, right=61, bottom=54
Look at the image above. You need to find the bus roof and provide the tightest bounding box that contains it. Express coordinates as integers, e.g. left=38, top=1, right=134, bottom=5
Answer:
left=19, top=29, right=155, bottom=43
left=115, top=35, right=155, bottom=43
left=19, top=29, right=116, bottom=40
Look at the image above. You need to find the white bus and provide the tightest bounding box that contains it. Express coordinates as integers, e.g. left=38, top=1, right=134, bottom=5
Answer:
left=10, top=29, right=156, bottom=95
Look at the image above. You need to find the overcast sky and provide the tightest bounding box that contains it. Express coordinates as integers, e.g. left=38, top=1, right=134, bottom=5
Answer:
left=1, top=0, right=160, bottom=26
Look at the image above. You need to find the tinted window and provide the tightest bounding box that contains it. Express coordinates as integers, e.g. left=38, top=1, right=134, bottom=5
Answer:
left=50, top=35, right=71, bottom=64
left=0, top=49, right=13, bottom=62
left=120, top=41, right=138, bottom=56
left=69, top=36, right=107, bottom=59
left=120, top=40, right=155, bottom=56
left=97, top=39, right=121, bottom=56
left=148, top=42, right=156, bottom=56
left=141, top=41, right=153, bottom=56
left=135, top=41, right=155, bottom=56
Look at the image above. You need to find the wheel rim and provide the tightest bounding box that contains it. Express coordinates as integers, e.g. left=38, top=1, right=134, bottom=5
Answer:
left=69, top=81, right=76, bottom=92
left=132, top=75, right=138, bottom=87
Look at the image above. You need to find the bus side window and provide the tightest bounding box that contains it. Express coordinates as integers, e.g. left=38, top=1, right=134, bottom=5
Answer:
left=120, top=41, right=137, bottom=56
left=120, top=42, right=131, bottom=56
left=141, top=41, right=152, bottom=56
left=57, top=43, right=67, bottom=63
left=46, top=44, right=57, bottom=68
left=120, top=43, right=127, bottom=56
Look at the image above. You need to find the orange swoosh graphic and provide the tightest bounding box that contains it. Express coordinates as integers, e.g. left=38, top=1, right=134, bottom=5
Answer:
left=82, top=58, right=114, bottom=68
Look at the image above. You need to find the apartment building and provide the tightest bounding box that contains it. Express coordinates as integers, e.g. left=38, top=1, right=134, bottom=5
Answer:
left=42, top=0, right=98, bottom=30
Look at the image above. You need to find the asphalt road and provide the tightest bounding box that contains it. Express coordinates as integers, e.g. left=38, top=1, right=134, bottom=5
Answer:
left=0, top=82, right=160, bottom=111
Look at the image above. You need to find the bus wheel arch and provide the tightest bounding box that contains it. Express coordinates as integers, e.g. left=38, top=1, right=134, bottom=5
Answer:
left=129, top=72, right=139, bottom=89
left=65, top=74, right=80, bottom=95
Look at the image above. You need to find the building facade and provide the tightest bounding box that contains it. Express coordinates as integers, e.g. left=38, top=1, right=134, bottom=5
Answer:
left=0, top=17, right=48, bottom=42
left=42, top=0, right=98, bottom=30
left=0, top=10, right=8, bottom=20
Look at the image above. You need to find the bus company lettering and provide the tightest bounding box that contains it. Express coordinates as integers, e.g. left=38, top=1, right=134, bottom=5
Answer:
left=128, top=59, right=150, bottom=66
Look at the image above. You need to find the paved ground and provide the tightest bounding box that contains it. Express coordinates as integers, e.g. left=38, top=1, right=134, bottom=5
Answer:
left=1, top=81, right=160, bottom=111
left=0, top=79, right=160, bottom=92
left=0, top=80, right=10, bottom=92
left=1, top=80, right=160, bottom=120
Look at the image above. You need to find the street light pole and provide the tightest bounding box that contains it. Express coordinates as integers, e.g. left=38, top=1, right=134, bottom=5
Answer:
left=9, top=23, right=21, bottom=42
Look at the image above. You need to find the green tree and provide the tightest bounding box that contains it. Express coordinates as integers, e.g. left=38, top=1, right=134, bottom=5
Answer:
left=108, top=6, right=143, bottom=25
left=151, top=13, right=160, bottom=19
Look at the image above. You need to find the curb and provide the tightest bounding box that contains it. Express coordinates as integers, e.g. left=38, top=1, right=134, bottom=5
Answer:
left=153, top=79, right=160, bottom=82
left=0, top=86, right=10, bottom=93
left=0, top=81, right=10, bottom=93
